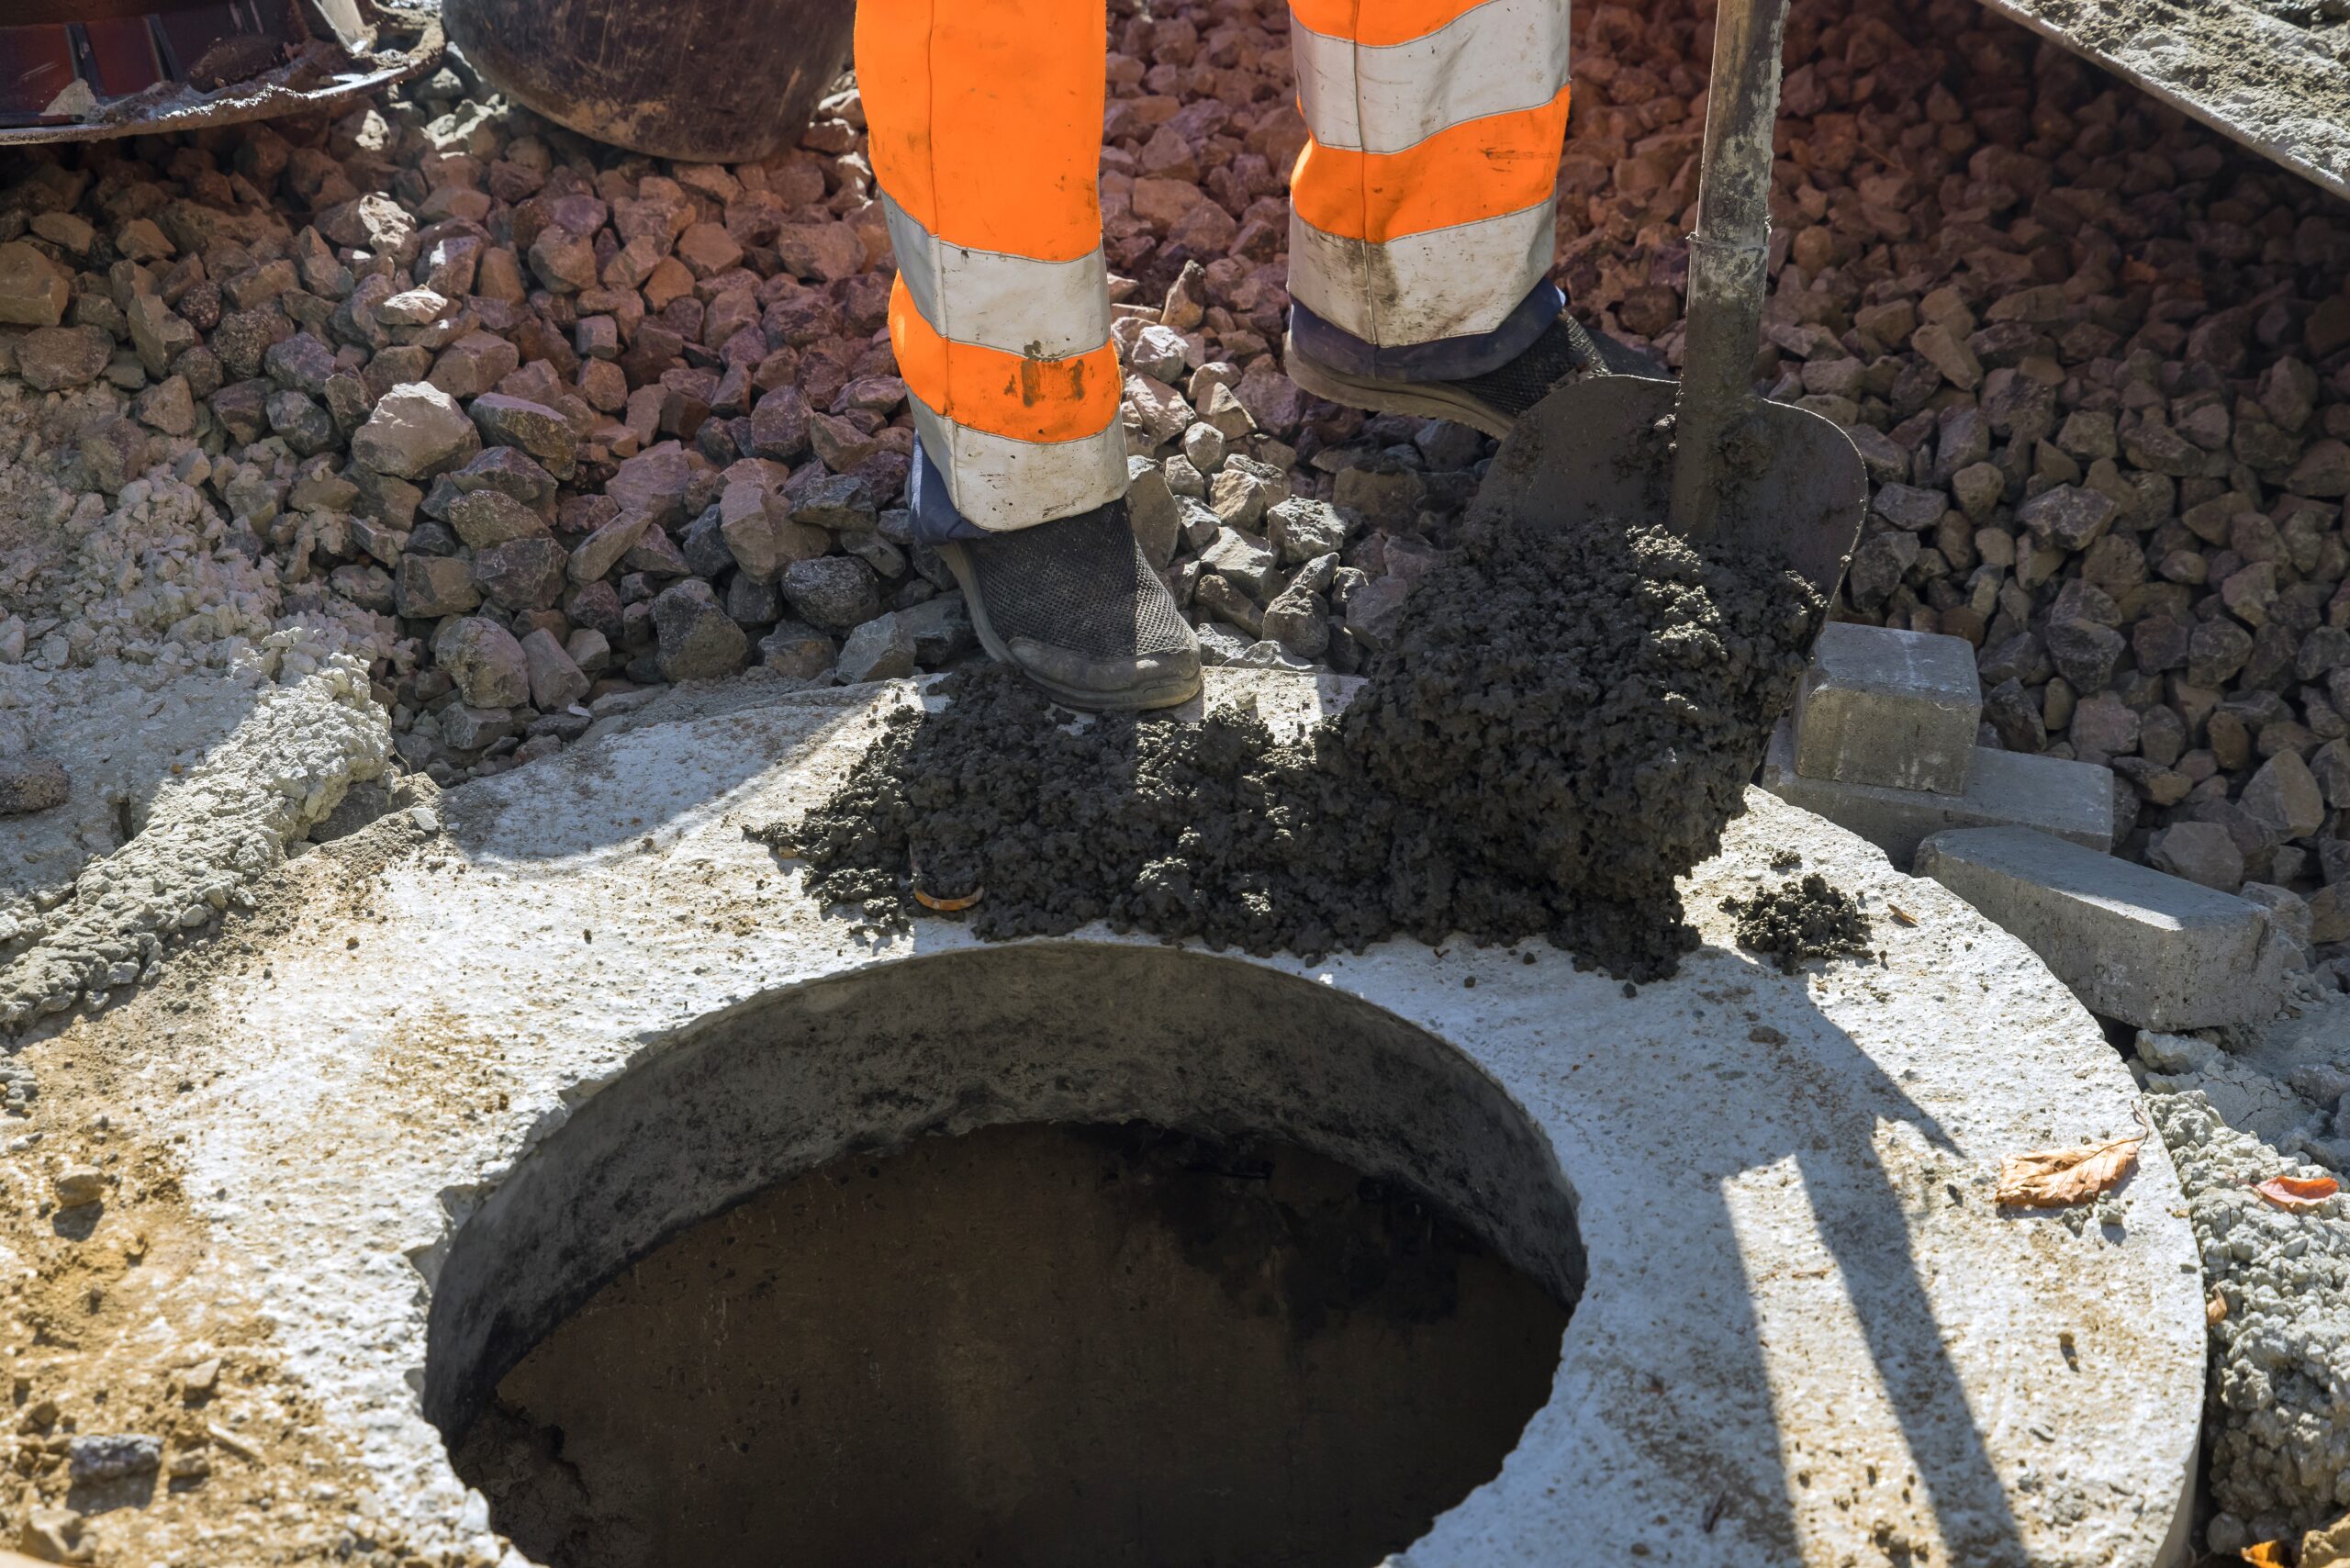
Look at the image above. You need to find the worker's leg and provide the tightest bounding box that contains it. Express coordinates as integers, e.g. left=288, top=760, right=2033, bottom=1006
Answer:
left=1281, top=0, right=1632, bottom=435
left=857, top=0, right=1199, bottom=710
left=858, top=0, right=1124, bottom=532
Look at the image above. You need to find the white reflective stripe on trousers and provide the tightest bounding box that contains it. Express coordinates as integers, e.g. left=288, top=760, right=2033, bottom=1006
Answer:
left=880, top=190, right=1113, bottom=363
left=908, top=392, right=1130, bottom=533
left=1289, top=0, right=1572, bottom=156
left=1287, top=196, right=1556, bottom=346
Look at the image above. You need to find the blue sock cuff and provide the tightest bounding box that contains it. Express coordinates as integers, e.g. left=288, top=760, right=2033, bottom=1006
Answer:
left=1288, top=279, right=1565, bottom=385
left=907, top=438, right=994, bottom=544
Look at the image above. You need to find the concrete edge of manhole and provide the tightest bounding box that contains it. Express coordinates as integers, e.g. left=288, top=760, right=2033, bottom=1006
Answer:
left=44, top=673, right=2206, bottom=1567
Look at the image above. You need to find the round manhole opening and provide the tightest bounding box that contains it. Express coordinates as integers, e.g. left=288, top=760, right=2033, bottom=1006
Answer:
left=450, top=1119, right=1572, bottom=1568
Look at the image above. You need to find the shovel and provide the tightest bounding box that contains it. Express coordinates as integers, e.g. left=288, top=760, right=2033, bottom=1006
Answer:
left=1471, top=0, right=1866, bottom=604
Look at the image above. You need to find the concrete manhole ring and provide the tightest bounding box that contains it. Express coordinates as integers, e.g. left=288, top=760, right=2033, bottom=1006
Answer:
left=52, top=675, right=2205, bottom=1566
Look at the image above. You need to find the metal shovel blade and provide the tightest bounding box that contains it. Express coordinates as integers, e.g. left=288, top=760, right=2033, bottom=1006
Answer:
left=1468, top=375, right=1868, bottom=606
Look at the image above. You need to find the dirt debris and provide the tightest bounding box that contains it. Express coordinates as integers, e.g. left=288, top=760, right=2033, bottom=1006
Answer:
left=779, top=514, right=1818, bottom=981
left=0, top=1080, right=404, bottom=1568
left=1720, top=872, right=1875, bottom=972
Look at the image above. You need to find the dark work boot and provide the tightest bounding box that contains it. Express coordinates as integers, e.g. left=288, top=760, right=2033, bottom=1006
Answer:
left=936, top=499, right=1203, bottom=711
left=1285, top=312, right=1664, bottom=440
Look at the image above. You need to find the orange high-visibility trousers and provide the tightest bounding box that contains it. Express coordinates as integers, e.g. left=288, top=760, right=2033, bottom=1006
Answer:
left=858, top=0, right=1572, bottom=534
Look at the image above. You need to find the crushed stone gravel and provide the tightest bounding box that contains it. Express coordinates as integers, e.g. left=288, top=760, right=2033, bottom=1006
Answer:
left=2146, top=1088, right=2350, bottom=1551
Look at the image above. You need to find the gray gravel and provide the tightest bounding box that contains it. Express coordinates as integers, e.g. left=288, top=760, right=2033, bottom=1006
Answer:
left=2145, top=1088, right=2350, bottom=1551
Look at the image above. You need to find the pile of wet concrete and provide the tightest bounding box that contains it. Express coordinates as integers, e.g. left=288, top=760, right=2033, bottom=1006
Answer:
left=1721, top=872, right=1876, bottom=972
left=780, top=513, right=1822, bottom=980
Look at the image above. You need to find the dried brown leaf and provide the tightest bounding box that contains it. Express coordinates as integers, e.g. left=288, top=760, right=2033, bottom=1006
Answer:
left=1995, top=1134, right=2142, bottom=1209
left=2254, top=1174, right=2340, bottom=1215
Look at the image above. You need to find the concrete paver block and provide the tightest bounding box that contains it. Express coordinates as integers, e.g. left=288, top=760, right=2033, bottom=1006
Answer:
left=1761, top=721, right=2115, bottom=867
left=1915, top=824, right=2291, bottom=1030
left=1793, top=622, right=1983, bottom=793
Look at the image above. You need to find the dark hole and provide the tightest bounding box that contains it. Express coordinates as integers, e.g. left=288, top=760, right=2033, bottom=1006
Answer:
left=451, top=1120, right=1571, bottom=1568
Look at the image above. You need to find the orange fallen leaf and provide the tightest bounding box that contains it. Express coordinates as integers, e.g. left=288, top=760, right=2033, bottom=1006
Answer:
left=2255, top=1174, right=2340, bottom=1214
left=1996, top=1133, right=2142, bottom=1209
left=2239, top=1540, right=2291, bottom=1567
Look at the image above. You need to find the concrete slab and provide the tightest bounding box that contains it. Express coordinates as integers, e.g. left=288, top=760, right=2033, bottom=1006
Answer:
left=1970, top=0, right=2350, bottom=205
left=1915, top=825, right=2292, bottom=1031
left=13, top=673, right=2204, bottom=1568
left=1762, top=720, right=2116, bottom=867
left=1794, top=622, right=1982, bottom=794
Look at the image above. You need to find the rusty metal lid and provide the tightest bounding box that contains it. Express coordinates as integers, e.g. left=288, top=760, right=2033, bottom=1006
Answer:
left=0, top=0, right=441, bottom=147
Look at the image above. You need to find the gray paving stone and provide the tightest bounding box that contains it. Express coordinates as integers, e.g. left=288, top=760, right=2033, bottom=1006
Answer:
left=1914, top=825, right=2291, bottom=1029
left=1760, top=721, right=2113, bottom=866
left=1792, top=622, right=1983, bottom=793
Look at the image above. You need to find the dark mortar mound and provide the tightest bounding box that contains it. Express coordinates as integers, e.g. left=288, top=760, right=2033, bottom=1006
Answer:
left=775, top=515, right=1821, bottom=980
left=1722, top=873, right=1874, bottom=972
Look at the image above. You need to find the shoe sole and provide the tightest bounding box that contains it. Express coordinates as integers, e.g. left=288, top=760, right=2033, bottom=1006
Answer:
left=937, top=541, right=1205, bottom=713
left=1282, top=330, right=1516, bottom=439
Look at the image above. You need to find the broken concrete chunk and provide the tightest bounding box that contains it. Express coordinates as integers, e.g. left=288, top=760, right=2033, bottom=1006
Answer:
left=468, top=392, right=579, bottom=478
left=15, top=325, right=112, bottom=390
left=1793, top=622, right=1982, bottom=794
left=51, top=1166, right=104, bottom=1206
left=1198, top=527, right=1278, bottom=599
left=651, top=579, right=749, bottom=682
left=66, top=1433, right=162, bottom=1484
left=1126, top=458, right=1181, bottom=568
left=520, top=628, right=591, bottom=711
left=431, top=616, right=531, bottom=709
left=1916, top=825, right=2289, bottom=1031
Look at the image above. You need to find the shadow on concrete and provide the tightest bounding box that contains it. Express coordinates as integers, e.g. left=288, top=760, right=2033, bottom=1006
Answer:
left=433, top=668, right=1353, bottom=868
left=436, top=678, right=892, bottom=865
left=1682, top=950, right=2031, bottom=1563
left=0, top=658, right=284, bottom=905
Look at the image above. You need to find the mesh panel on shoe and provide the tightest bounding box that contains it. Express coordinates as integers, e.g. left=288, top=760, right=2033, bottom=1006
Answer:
left=1448, top=315, right=1606, bottom=419
left=965, top=501, right=1192, bottom=660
